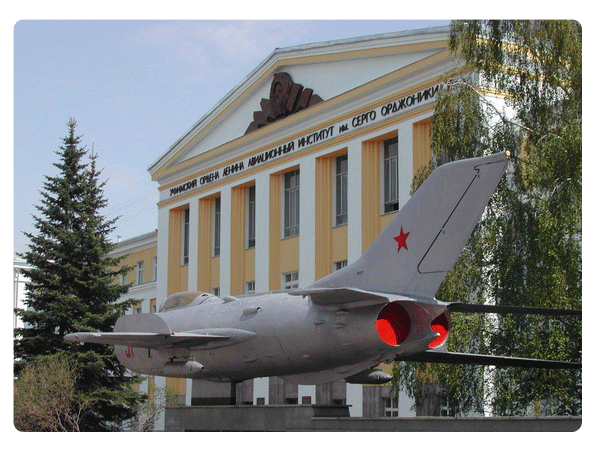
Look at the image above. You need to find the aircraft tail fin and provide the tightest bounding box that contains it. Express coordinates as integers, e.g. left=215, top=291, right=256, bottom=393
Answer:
left=309, top=152, right=510, bottom=298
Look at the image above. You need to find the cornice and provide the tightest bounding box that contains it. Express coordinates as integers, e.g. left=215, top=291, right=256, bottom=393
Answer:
left=110, top=230, right=158, bottom=256
left=127, top=281, right=157, bottom=297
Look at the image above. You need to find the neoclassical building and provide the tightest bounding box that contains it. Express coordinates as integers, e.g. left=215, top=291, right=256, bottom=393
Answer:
left=117, top=26, right=458, bottom=420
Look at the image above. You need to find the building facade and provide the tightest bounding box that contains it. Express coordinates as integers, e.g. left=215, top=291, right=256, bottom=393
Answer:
left=115, top=27, right=458, bottom=422
left=13, top=258, right=29, bottom=331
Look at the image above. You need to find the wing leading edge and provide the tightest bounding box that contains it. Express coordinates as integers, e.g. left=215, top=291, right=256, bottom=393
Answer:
left=64, top=311, right=257, bottom=350
left=63, top=331, right=231, bottom=349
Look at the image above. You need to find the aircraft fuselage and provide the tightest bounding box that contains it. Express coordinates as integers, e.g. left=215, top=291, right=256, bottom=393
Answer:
left=115, top=292, right=447, bottom=384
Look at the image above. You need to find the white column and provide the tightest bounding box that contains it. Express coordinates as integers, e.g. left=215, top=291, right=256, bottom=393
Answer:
left=185, top=379, right=193, bottom=406
left=254, top=172, right=270, bottom=293
left=296, top=157, right=317, bottom=401
left=157, top=205, right=188, bottom=417
left=187, top=198, right=199, bottom=292
left=298, top=384, right=316, bottom=404
left=155, top=206, right=169, bottom=430
left=142, top=297, right=150, bottom=314
left=156, top=206, right=170, bottom=302
left=253, top=377, right=269, bottom=405
left=347, top=140, right=363, bottom=264
left=219, top=187, right=232, bottom=296
left=346, top=383, right=363, bottom=417
left=397, top=122, right=413, bottom=207
left=299, top=156, right=316, bottom=286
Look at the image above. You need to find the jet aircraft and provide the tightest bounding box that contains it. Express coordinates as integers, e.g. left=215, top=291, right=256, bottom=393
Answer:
left=65, top=152, right=581, bottom=386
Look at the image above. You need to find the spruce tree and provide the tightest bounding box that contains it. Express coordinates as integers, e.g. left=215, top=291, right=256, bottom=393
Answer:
left=15, top=119, right=143, bottom=430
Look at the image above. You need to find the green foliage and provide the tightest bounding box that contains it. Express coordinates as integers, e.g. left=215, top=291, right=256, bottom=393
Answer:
left=14, top=353, right=90, bottom=432
left=393, top=21, right=582, bottom=416
left=14, top=119, right=143, bottom=430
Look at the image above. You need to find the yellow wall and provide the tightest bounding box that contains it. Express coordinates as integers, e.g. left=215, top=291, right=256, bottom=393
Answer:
left=139, top=116, right=432, bottom=296
left=268, top=173, right=282, bottom=291
left=269, top=167, right=300, bottom=290
left=197, top=196, right=219, bottom=293
left=361, top=139, right=380, bottom=252
left=230, top=185, right=245, bottom=295
left=413, top=118, right=433, bottom=175
left=315, top=149, right=349, bottom=280
left=331, top=225, right=348, bottom=265
left=118, top=246, right=157, bottom=285
left=315, top=155, right=333, bottom=280
left=168, top=206, right=188, bottom=295
left=229, top=183, right=256, bottom=295
left=166, top=377, right=187, bottom=402
left=361, top=130, right=399, bottom=252
left=244, top=247, right=255, bottom=291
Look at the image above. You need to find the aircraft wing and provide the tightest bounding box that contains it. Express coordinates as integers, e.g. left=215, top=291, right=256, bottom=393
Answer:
left=398, top=350, right=581, bottom=370
left=64, top=331, right=230, bottom=349
left=65, top=312, right=257, bottom=350
left=403, top=303, right=582, bottom=369
left=289, top=287, right=389, bottom=305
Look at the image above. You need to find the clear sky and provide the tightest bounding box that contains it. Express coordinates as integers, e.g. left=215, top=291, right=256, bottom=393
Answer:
left=12, top=18, right=450, bottom=255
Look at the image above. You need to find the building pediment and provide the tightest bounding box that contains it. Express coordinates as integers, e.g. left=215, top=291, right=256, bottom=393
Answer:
left=149, top=27, right=450, bottom=183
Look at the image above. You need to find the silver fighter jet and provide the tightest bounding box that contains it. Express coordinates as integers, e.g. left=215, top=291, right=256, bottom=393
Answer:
left=65, top=152, right=581, bottom=385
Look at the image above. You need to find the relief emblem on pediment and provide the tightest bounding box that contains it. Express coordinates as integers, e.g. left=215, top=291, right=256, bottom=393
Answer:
left=245, top=72, right=323, bottom=134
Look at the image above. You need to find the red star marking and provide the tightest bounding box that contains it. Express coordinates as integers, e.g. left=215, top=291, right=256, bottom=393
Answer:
left=394, top=227, right=410, bottom=252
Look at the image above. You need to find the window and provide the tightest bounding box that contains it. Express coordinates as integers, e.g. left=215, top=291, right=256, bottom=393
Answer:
left=335, top=155, right=348, bottom=226
left=383, top=138, right=399, bottom=213
left=440, top=395, right=454, bottom=417
left=212, top=287, right=220, bottom=297
left=246, top=281, right=256, bottom=294
left=384, top=395, right=399, bottom=417
left=134, top=302, right=142, bottom=315
left=213, top=197, right=221, bottom=257
left=283, top=271, right=299, bottom=290
left=120, top=272, right=128, bottom=286
left=334, top=260, right=347, bottom=271
left=283, top=169, right=300, bottom=237
left=247, top=185, right=256, bottom=248
left=150, top=299, right=157, bottom=314
left=152, top=256, right=157, bottom=282
left=182, top=207, right=190, bottom=265
left=136, top=261, right=144, bottom=285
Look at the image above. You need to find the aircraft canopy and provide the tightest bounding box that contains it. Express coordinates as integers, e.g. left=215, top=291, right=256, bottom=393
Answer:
left=159, top=291, right=216, bottom=312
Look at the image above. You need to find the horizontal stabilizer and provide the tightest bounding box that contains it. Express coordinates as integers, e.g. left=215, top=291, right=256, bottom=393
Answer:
left=448, top=303, right=582, bottom=316
left=398, top=350, right=581, bottom=370
left=290, top=287, right=389, bottom=305
left=64, top=331, right=230, bottom=349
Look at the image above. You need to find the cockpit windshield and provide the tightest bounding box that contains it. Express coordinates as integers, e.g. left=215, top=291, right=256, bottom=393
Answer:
left=158, top=292, right=215, bottom=312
